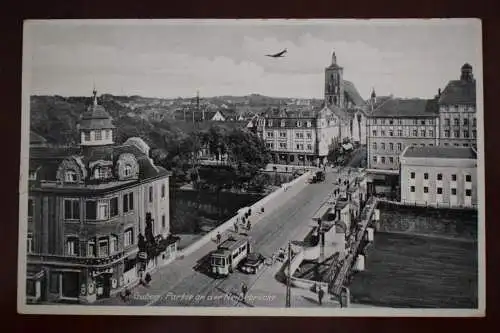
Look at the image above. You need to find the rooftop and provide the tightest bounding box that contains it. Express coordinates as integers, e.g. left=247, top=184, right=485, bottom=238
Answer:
left=370, top=97, right=439, bottom=118
left=402, top=146, right=477, bottom=159
left=438, top=79, right=476, bottom=106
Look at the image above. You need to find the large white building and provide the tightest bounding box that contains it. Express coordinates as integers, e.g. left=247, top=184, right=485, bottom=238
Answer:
left=399, top=146, right=477, bottom=208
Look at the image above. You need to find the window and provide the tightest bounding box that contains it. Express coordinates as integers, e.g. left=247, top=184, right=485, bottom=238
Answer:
left=84, top=201, right=96, bottom=220
left=267, top=120, right=273, bottom=127
left=464, top=130, right=469, bottom=138
left=444, top=143, right=449, bottom=146
left=410, top=186, right=415, bottom=193
left=372, top=156, right=377, bottom=163
left=421, top=143, right=425, bottom=147
left=280, top=120, right=285, bottom=127
left=266, top=143, right=274, bottom=149
left=372, top=142, right=377, bottom=150
left=267, top=132, right=273, bottom=138
left=424, top=173, right=429, bottom=180
left=381, top=156, right=386, bottom=164
left=27, top=233, right=33, bottom=253
left=66, top=237, right=78, bottom=256
left=421, top=130, right=426, bottom=137
left=110, top=235, right=118, bottom=254
left=463, top=143, right=469, bottom=147
left=389, top=120, right=394, bottom=125
left=398, top=119, right=403, bottom=125
left=279, top=131, right=286, bottom=138
left=465, top=189, right=472, bottom=197
left=105, top=130, right=111, bottom=140
left=423, top=187, right=429, bottom=193
left=296, top=121, right=302, bottom=127
left=372, top=130, right=377, bottom=136
left=28, top=199, right=33, bottom=218
left=452, top=174, right=457, bottom=181
left=437, top=173, right=443, bottom=181
left=454, top=118, right=459, bottom=126
left=437, top=188, right=443, bottom=195
left=445, top=118, right=450, bottom=126
left=389, top=143, right=394, bottom=151
left=124, top=165, right=132, bottom=177
left=124, top=228, right=134, bottom=247
left=161, top=184, right=166, bottom=198
left=410, top=172, right=415, bottom=179
left=279, top=142, right=287, bottom=149
left=97, top=202, right=108, bottom=220
left=389, top=131, right=393, bottom=137
left=454, top=130, right=459, bottom=138
left=466, top=175, right=472, bottom=182
left=49, top=272, right=59, bottom=293
left=398, top=130, right=403, bottom=136
left=473, top=118, right=477, bottom=127
left=454, top=143, right=459, bottom=147
left=123, top=192, right=134, bottom=213
left=428, top=119, right=434, bottom=125
left=397, top=143, right=402, bottom=151
left=473, top=130, right=477, bottom=138
left=95, top=130, right=102, bottom=140
left=381, top=143, right=385, bottom=150
left=64, top=199, right=80, bottom=220
left=84, top=132, right=91, bottom=141
left=65, top=171, right=77, bottom=183
left=451, top=188, right=457, bottom=195
left=162, top=214, right=166, bottom=229
left=381, top=130, right=386, bottom=136
left=93, top=167, right=106, bottom=180
left=307, top=121, right=312, bottom=128
left=149, top=186, right=153, bottom=203
left=463, top=118, right=469, bottom=126
left=420, top=120, right=425, bottom=125
left=98, top=238, right=109, bottom=257
left=373, top=119, right=377, bottom=125
left=429, top=130, right=434, bottom=137
left=413, top=130, right=418, bottom=136
left=87, top=240, right=95, bottom=257
left=296, top=144, right=300, bottom=150
left=445, top=130, right=450, bottom=138
left=110, top=197, right=118, bottom=217
left=307, top=144, right=312, bottom=150
left=389, top=157, right=394, bottom=164
left=306, top=132, right=312, bottom=139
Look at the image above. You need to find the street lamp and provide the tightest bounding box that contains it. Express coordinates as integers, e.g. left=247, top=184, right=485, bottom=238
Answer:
left=285, top=241, right=292, bottom=308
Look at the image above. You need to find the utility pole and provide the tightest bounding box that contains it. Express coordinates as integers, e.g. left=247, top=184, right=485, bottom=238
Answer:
left=285, top=240, right=291, bottom=308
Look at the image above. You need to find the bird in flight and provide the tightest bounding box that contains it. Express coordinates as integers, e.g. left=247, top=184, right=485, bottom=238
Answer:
left=265, top=48, right=287, bottom=58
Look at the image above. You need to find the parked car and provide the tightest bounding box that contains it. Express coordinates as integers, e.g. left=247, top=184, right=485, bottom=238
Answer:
left=240, top=252, right=265, bottom=274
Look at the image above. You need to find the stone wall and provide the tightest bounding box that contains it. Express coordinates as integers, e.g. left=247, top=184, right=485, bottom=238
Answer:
left=376, top=201, right=477, bottom=241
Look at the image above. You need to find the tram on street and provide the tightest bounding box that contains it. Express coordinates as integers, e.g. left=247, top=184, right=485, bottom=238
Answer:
left=210, top=234, right=251, bottom=277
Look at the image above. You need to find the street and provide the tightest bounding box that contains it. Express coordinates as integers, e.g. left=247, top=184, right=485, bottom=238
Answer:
left=149, top=169, right=340, bottom=307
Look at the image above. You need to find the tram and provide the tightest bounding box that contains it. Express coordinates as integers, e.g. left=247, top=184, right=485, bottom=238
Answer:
left=210, top=234, right=251, bottom=277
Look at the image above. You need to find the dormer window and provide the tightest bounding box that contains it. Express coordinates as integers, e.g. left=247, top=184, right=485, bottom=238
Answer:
left=95, top=130, right=102, bottom=140
left=105, top=130, right=111, bottom=140
left=306, top=121, right=312, bottom=128
left=84, top=132, right=91, bottom=141
left=124, top=165, right=132, bottom=177
left=280, top=120, right=285, bottom=127
left=65, top=170, right=77, bottom=183
left=94, top=167, right=106, bottom=180
left=296, top=121, right=302, bottom=127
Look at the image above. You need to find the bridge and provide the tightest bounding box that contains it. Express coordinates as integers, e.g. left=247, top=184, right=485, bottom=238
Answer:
left=327, top=196, right=378, bottom=297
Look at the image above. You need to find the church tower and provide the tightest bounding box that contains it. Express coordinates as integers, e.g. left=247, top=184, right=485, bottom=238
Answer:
left=325, top=51, right=344, bottom=108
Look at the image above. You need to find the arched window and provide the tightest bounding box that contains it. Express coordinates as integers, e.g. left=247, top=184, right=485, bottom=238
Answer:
left=65, top=170, right=77, bottom=183
left=124, top=164, right=132, bottom=177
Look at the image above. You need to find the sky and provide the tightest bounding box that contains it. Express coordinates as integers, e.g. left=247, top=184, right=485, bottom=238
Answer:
left=24, top=19, right=482, bottom=100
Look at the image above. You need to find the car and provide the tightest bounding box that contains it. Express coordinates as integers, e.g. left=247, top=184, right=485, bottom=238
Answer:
left=240, top=253, right=265, bottom=274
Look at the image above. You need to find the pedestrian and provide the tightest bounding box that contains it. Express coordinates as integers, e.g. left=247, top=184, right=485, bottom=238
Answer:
left=247, top=220, right=251, bottom=231
left=216, top=232, right=221, bottom=244
left=241, top=283, right=248, bottom=300
left=318, top=286, right=324, bottom=306
left=234, top=221, right=239, bottom=233
left=144, top=272, right=152, bottom=285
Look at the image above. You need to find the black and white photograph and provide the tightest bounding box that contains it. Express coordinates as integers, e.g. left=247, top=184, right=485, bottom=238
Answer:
left=18, top=19, right=484, bottom=316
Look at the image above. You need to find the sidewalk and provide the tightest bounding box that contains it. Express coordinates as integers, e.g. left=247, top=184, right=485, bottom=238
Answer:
left=95, top=174, right=311, bottom=306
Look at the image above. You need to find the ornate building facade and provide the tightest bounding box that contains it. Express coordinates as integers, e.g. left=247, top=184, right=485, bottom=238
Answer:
left=26, top=91, right=178, bottom=304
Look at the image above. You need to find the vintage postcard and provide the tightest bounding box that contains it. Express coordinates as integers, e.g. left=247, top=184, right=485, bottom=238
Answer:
left=18, top=19, right=484, bottom=316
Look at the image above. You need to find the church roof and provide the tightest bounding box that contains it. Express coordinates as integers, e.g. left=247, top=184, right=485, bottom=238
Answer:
left=343, top=80, right=365, bottom=106
left=438, top=79, right=476, bottom=106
